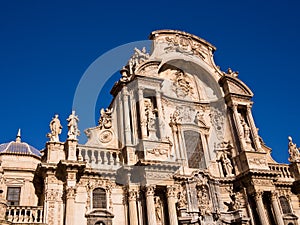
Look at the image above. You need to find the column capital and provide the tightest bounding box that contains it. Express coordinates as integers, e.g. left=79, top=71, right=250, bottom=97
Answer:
left=128, top=189, right=138, bottom=201
left=66, top=187, right=76, bottom=199
left=271, top=190, right=279, bottom=200
left=254, top=190, right=264, bottom=200
left=166, top=186, right=177, bottom=198
left=231, top=102, right=239, bottom=110
left=145, top=185, right=155, bottom=196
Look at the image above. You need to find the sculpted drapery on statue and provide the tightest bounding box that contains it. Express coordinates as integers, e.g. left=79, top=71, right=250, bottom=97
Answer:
left=47, top=114, right=62, bottom=142
left=67, top=110, right=80, bottom=140
left=288, top=136, right=300, bottom=162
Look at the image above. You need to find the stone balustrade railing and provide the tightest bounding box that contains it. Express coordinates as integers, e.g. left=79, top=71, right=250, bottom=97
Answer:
left=6, top=206, right=43, bottom=223
left=78, top=147, right=122, bottom=169
left=269, top=163, right=292, bottom=179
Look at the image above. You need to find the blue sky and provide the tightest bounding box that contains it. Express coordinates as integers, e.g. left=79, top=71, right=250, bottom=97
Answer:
left=0, top=0, right=299, bottom=163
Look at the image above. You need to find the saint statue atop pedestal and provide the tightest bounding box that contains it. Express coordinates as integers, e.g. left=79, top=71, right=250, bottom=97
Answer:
left=47, top=114, right=62, bottom=142
left=67, top=110, right=80, bottom=140
left=288, top=136, right=300, bottom=162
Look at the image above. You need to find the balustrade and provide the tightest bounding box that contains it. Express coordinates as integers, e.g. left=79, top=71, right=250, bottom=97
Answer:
left=79, top=148, right=122, bottom=169
left=269, top=164, right=292, bottom=179
left=6, top=206, right=43, bottom=223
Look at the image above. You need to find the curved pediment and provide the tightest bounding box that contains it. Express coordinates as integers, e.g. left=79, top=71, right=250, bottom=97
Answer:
left=219, top=75, right=254, bottom=98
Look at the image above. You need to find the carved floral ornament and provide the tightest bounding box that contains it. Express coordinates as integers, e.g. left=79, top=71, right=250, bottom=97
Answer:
left=163, top=34, right=207, bottom=59
left=86, top=178, right=114, bottom=193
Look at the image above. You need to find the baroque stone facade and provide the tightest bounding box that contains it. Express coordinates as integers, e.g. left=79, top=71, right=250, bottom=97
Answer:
left=0, top=30, right=299, bottom=225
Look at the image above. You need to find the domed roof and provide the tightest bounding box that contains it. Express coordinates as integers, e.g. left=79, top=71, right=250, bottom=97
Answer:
left=0, top=129, right=40, bottom=158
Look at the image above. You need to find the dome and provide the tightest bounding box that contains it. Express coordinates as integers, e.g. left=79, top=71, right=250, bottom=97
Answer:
left=0, top=129, right=40, bottom=158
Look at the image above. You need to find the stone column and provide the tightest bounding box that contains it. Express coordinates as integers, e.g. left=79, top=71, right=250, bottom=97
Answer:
left=65, top=187, right=76, bottom=225
left=128, top=190, right=139, bottom=225
left=231, top=104, right=246, bottom=151
left=138, top=88, right=147, bottom=139
left=270, top=191, right=284, bottom=225
left=123, top=86, right=132, bottom=145
left=246, top=105, right=263, bottom=151
left=145, top=185, right=157, bottom=225
left=167, top=186, right=178, bottom=225
left=254, top=191, right=270, bottom=225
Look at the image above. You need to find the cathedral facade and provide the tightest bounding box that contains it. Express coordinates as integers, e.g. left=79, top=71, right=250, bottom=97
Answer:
left=0, top=30, right=299, bottom=225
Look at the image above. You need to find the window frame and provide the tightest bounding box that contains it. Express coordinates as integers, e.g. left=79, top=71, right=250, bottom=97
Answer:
left=6, top=187, right=21, bottom=206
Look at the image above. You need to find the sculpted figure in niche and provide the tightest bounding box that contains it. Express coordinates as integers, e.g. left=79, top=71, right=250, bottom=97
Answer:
left=288, top=136, right=300, bottom=162
left=144, top=99, right=158, bottom=139
left=67, top=110, right=80, bottom=140
left=238, top=113, right=252, bottom=146
left=47, top=114, right=62, bottom=142
left=154, top=196, right=163, bottom=224
left=218, top=150, right=234, bottom=177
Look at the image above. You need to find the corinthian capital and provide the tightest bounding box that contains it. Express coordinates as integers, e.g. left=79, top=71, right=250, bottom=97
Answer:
left=166, top=186, right=177, bottom=198
left=145, top=185, right=155, bottom=196
left=128, top=190, right=137, bottom=201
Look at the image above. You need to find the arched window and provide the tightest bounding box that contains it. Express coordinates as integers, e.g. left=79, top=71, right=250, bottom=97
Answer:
left=183, top=130, right=205, bottom=169
left=93, top=188, right=107, bottom=209
left=279, top=196, right=292, bottom=214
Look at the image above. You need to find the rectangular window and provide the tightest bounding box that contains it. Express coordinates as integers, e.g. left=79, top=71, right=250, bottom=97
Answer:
left=7, top=187, right=21, bottom=206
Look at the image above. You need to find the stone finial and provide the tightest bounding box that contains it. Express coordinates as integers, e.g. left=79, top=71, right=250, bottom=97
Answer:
left=15, top=128, right=21, bottom=143
left=224, top=68, right=239, bottom=77
left=67, top=110, right=80, bottom=140
left=47, top=114, right=62, bottom=142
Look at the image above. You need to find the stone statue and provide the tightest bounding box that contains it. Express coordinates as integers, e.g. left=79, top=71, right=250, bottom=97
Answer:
left=128, top=47, right=149, bottom=74
left=47, top=114, right=62, bottom=142
left=288, top=136, right=300, bottom=162
left=219, top=151, right=234, bottom=177
left=224, top=188, right=241, bottom=211
left=144, top=99, right=157, bottom=139
left=154, top=196, right=163, bottom=223
left=67, top=110, right=80, bottom=140
left=98, top=108, right=113, bottom=129
left=238, top=113, right=252, bottom=149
